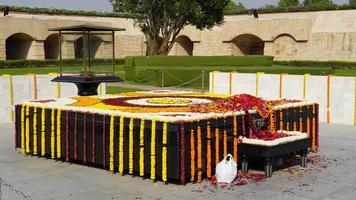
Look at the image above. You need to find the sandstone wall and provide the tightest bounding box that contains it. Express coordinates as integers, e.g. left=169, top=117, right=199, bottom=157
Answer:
left=0, top=10, right=355, bottom=61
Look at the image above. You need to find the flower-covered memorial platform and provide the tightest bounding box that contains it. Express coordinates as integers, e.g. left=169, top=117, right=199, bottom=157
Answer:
left=14, top=90, right=319, bottom=183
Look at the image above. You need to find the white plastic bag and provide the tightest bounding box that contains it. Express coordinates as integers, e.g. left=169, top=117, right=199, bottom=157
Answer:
left=216, top=154, right=237, bottom=183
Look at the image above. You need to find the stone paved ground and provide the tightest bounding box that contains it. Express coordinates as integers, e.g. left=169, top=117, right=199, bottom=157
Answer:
left=0, top=123, right=355, bottom=200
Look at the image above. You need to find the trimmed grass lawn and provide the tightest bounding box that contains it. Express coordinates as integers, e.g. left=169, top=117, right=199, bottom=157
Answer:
left=106, top=86, right=146, bottom=94
left=0, top=65, right=125, bottom=75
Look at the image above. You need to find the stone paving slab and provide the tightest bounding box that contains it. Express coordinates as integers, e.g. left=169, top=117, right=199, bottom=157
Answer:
left=0, top=123, right=355, bottom=200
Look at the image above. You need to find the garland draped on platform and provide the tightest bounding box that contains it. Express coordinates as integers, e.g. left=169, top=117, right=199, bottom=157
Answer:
left=14, top=91, right=319, bottom=184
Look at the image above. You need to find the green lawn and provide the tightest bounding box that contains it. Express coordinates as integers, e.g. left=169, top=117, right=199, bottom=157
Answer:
left=106, top=86, right=146, bottom=94
left=0, top=65, right=124, bottom=75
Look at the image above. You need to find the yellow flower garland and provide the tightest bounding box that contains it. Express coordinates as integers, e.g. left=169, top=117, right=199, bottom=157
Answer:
left=20, top=105, right=25, bottom=154
left=197, top=123, right=202, bottom=183
left=190, top=126, right=195, bottom=182
left=139, top=118, right=145, bottom=177
left=41, top=107, right=46, bottom=156
left=119, top=115, right=125, bottom=174
left=312, top=105, right=316, bottom=152
left=279, top=110, right=283, bottom=130
left=129, top=117, right=134, bottom=174
left=109, top=115, right=115, bottom=172
left=233, top=116, right=238, bottom=162
left=33, top=107, right=38, bottom=155
left=162, top=120, right=169, bottom=182
left=150, top=118, right=157, bottom=180
left=25, top=105, right=30, bottom=153
left=51, top=108, right=55, bottom=159
left=206, top=121, right=212, bottom=178
left=56, top=109, right=62, bottom=158
left=215, top=118, right=220, bottom=165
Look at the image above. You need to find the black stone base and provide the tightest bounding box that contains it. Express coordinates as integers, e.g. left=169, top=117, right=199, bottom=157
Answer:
left=52, top=75, right=123, bottom=96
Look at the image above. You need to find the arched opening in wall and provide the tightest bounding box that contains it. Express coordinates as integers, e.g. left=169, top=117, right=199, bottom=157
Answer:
left=231, top=34, right=264, bottom=55
left=5, top=33, right=34, bottom=60
left=74, top=36, right=104, bottom=58
left=44, top=34, right=59, bottom=59
left=272, top=34, right=298, bottom=60
left=175, top=35, right=193, bottom=55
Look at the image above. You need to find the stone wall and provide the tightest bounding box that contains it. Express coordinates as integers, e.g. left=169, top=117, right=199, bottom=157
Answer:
left=0, top=10, right=355, bottom=61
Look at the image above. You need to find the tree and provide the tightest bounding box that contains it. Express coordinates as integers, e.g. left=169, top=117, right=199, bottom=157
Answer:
left=350, top=0, right=356, bottom=6
left=224, top=1, right=246, bottom=13
left=110, top=0, right=229, bottom=56
left=278, top=0, right=300, bottom=8
left=303, top=0, right=335, bottom=7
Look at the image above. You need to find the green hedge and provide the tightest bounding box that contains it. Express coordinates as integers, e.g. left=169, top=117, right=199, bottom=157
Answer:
left=0, top=59, right=124, bottom=68
left=124, top=56, right=274, bottom=86
left=2, top=4, right=354, bottom=19
left=274, top=60, right=356, bottom=70
left=224, top=4, right=356, bottom=15
left=0, top=5, right=140, bottom=18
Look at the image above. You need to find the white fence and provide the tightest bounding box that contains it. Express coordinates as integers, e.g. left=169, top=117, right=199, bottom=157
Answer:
left=0, top=74, right=106, bottom=123
left=210, top=72, right=356, bottom=126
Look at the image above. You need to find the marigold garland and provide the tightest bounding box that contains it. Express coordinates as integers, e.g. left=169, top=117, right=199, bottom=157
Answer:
left=20, top=105, right=25, bottom=154
left=190, top=125, right=196, bottom=182
left=50, top=108, right=55, bottom=159
left=33, top=107, right=38, bottom=156
left=129, top=117, right=134, bottom=174
left=279, top=110, right=283, bottom=130
left=197, top=122, right=202, bottom=183
left=139, top=118, right=145, bottom=177
left=215, top=118, right=220, bottom=165
left=223, top=119, right=227, bottom=157
left=150, top=118, right=157, bottom=180
left=83, top=112, right=87, bottom=163
left=119, top=115, right=125, bottom=174
left=109, top=115, right=115, bottom=172
left=233, top=116, right=238, bottom=161
left=162, top=120, right=169, bottom=182
left=206, top=121, right=212, bottom=178
left=312, top=105, right=316, bottom=152
left=56, top=109, right=62, bottom=158
left=25, top=105, right=30, bottom=154
left=41, top=107, right=46, bottom=156
left=268, top=107, right=276, bottom=133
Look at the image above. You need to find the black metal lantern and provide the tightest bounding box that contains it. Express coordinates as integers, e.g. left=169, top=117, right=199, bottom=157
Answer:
left=48, top=24, right=125, bottom=96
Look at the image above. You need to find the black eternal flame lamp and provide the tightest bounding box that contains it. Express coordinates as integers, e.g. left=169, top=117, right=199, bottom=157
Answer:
left=49, top=24, right=125, bottom=96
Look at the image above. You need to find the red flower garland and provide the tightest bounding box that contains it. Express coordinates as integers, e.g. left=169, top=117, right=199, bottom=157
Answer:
left=66, top=111, right=69, bottom=162
left=74, top=112, right=78, bottom=160
left=180, top=122, right=185, bottom=184
left=83, top=112, right=87, bottom=164
left=92, top=113, right=95, bottom=163
left=102, top=115, right=106, bottom=168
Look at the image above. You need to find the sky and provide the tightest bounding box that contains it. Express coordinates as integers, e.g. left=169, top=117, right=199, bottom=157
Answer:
left=0, top=0, right=350, bottom=12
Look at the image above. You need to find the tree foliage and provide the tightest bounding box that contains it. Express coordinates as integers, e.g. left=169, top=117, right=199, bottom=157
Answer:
left=224, top=1, right=246, bottom=13
left=110, top=0, right=229, bottom=55
left=350, top=0, right=356, bottom=6
left=278, top=0, right=300, bottom=8
left=303, top=0, right=335, bottom=8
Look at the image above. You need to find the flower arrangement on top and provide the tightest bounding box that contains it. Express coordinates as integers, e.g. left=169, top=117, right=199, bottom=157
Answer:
left=26, top=90, right=316, bottom=142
